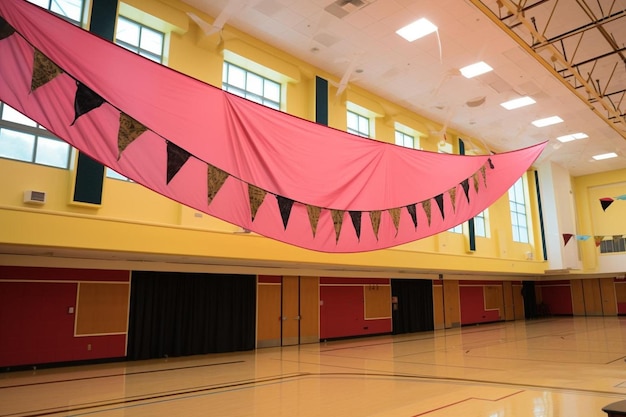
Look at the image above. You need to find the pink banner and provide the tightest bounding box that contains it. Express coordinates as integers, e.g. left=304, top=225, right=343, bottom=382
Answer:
left=0, top=0, right=546, bottom=252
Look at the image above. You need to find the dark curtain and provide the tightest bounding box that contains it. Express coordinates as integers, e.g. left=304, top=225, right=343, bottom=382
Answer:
left=127, top=271, right=256, bottom=360
left=391, top=279, right=434, bottom=334
left=522, top=281, right=537, bottom=319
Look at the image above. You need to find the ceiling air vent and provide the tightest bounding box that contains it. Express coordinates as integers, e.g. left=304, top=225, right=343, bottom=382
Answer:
left=24, top=190, right=46, bottom=205
left=324, top=0, right=374, bottom=19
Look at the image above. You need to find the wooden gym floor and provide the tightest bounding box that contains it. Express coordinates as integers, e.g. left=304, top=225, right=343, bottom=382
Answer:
left=1, top=316, right=625, bottom=416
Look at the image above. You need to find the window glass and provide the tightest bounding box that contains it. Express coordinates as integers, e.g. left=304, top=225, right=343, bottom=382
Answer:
left=347, top=110, right=370, bottom=137
left=35, top=137, right=71, bottom=168
left=508, top=177, right=529, bottom=243
left=222, top=62, right=282, bottom=110
left=0, top=128, right=35, bottom=162
left=395, top=130, right=414, bottom=148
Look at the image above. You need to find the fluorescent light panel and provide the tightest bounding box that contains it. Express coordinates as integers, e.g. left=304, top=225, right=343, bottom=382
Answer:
left=500, top=96, right=536, bottom=110
left=396, top=18, right=438, bottom=42
left=556, top=132, right=588, bottom=143
left=531, top=116, right=563, bottom=127
left=460, top=61, right=493, bottom=78
left=592, top=152, right=618, bottom=160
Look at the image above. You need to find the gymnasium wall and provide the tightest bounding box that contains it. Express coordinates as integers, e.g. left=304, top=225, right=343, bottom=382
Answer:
left=458, top=281, right=505, bottom=325
left=0, top=266, right=129, bottom=369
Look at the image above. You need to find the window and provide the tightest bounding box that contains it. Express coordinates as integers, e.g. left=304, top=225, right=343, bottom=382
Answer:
left=222, top=62, right=281, bottom=110
left=106, top=17, right=166, bottom=181
left=395, top=130, right=415, bottom=149
left=28, top=0, right=85, bottom=25
left=115, top=16, right=165, bottom=63
left=509, top=177, right=529, bottom=243
left=600, top=236, right=626, bottom=254
left=474, top=210, right=488, bottom=238
left=347, top=110, right=370, bottom=137
left=448, top=224, right=463, bottom=234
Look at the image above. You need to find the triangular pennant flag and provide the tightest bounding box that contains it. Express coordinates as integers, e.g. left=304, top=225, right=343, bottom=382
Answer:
left=388, top=208, right=401, bottom=235
left=563, top=233, right=573, bottom=246
left=71, top=82, right=105, bottom=125
left=448, top=187, right=457, bottom=212
left=276, top=196, right=295, bottom=230
left=600, top=198, right=614, bottom=211
left=461, top=179, right=470, bottom=202
left=0, top=16, right=15, bottom=40
left=576, top=235, right=591, bottom=241
left=594, top=236, right=604, bottom=247
left=331, top=209, right=344, bottom=243
left=422, top=200, right=432, bottom=226
left=472, top=172, right=480, bottom=193
left=434, top=194, right=445, bottom=220
left=248, top=185, right=267, bottom=221
left=166, top=141, right=191, bottom=184
left=31, top=50, right=63, bottom=92
left=349, top=211, right=362, bottom=241
left=118, top=113, right=147, bottom=158
left=616, top=195, right=626, bottom=200
left=480, top=165, right=487, bottom=187
left=207, top=164, right=229, bottom=205
left=488, top=158, right=494, bottom=169
left=406, top=204, right=417, bottom=229
left=369, top=210, right=381, bottom=240
left=306, top=205, right=321, bottom=237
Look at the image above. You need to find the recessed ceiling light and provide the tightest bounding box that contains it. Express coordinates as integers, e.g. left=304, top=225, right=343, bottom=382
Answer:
left=460, top=61, right=493, bottom=78
left=500, top=96, right=536, bottom=110
left=396, top=18, right=438, bottom=42
left=556, top=132, right=588, bottom=143
left=592, top=152, right=618, bottom=160
left=531, top=116, right=563, bottom=127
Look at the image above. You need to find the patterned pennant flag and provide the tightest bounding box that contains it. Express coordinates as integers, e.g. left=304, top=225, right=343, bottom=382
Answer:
left=461, top=179, right=470, bottom=203
left=448, top=187, right=457, bottom=212
left=0, top=16, right=15, bottom=40
left=207, top=164, right=229, bottom=205
left=331, top=209, right=344, bottom=243
left=71, top=82, right=105, bottom=125
left=306, top=205, right=321, bottom=237
left=472, top=172, right=480, bottom=193
left=276, top=196, right=295, bottom=230
left=31, top=50, right=63, bottom=92
left=166, top=141, right=191, bottom=184
left=369, top=210, right=381, bottom=240
left=349, top=211, right=362, bottom=241
left=422, top=200, right=432, bottom=226
left=480, top=165, right=487, bottom=187
left=248, top=185, right=267, bottom=221
left=406, top=204, right=417, bottom=229
left=562, top=233, right=573, bottom=246
left=388, top=207, right=401, bottom=236
left=594, top=236, right=604, bottom=247
left=600, top=198, right=614, bottom=211
left=117, top=113, right=147, bottom=158
left=434, top=193, right=445, bottom=220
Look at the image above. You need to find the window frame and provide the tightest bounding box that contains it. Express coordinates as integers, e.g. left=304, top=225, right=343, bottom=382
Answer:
left=509, top=177, right=529, bottom=243
left=222, top=61, right=282, bottom=110
left=347, top=109, right=371, bottom=138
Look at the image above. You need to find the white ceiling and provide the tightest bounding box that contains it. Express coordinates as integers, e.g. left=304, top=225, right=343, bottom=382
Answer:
left=180, top=0, right=626, bottom=176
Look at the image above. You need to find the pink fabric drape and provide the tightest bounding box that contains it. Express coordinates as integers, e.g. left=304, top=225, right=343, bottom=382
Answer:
left=0, top=0, right=546, bottom=252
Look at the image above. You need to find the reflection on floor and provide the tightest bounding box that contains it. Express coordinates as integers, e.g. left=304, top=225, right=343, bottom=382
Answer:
left=1, top=317, right=625, bottom=416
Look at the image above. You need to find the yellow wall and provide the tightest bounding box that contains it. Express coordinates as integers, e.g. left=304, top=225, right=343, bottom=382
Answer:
left=0, top=0, right=550, bottom=278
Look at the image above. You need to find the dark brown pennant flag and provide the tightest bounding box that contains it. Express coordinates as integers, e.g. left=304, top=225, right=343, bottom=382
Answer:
left=600, top=198, right=614, bottom=211
left=166, top=141, right=191, bottom=184
left=388, top=207, right=401, bottom=236
left=71, top=82, right=105, bottom=125
left=306, top=204, right=321, bottom=237
left=31, top=50, right=63, bottom=92
left=349, top=211, right=362, bottom=241
left=369, top=210, right=381, bottom=240
left=562, top=233, right=573, bottom=246
left=207, top=164, right=229, bottom=205
left=0, top=16, right=15, bottom=39
left=406, top=204, right=417, bottom=229
left=434, top=193, right=445, bottom=220
left=461, top=179, right=470, bottom=203
left=277, top=195, right=295, bottom=230
left=422, top=200, right=432, bottom=226
left=488, top=158, right=494, bottom=169
left=248, top=185, right=267, bottom=221
left=117, top=112, right=147, bottom=158
left=331, top=209, right=345, bottom=243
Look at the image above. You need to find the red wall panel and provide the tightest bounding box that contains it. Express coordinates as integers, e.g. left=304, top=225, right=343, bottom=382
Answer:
left=538, top=283, right=573, bottom=315
left=320, top=285, right=391, bottom=339
left=459, top=285, right=500, bottom=325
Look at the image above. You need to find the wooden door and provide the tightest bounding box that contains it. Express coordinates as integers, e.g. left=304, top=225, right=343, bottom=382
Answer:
left=299, top=276, right=319, bottom=344
left=443, top=280, right=460, bottom=328
left=257, top=281, right=282, bottom=348
left=282, top=276, right=300, bottom=346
